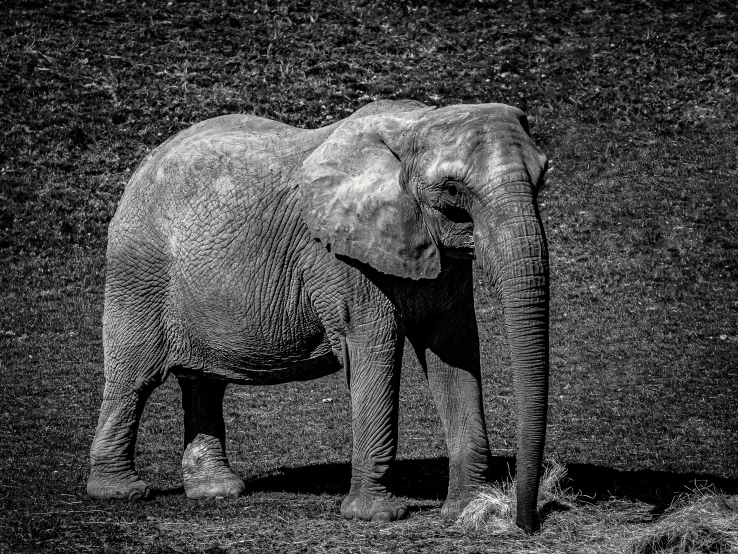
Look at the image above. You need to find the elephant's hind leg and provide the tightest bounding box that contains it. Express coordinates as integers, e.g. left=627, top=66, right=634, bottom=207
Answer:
left=87, top=313, right=167, bottom=500
left=178, top=376, right=245, bottom=499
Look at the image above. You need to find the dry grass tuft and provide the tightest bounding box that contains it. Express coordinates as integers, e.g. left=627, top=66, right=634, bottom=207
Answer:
left=455, top=459, right=575, bottom=534
left=538, top=458, right=570, bottom=502
left=628, top=490, right=738, bottom=554
left=455, top=478, right=517, bottom=534
left=457, top=465, right=738, bottom=553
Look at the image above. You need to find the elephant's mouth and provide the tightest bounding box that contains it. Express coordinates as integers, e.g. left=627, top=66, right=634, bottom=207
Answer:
left=444, top=248, right=475, bottom=260
left=442, top=242, right=475, bottom=260
left=438, top=226, right=475, bottom=259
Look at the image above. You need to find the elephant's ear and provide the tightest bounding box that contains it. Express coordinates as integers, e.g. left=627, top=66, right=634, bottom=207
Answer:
left=510, top=108, right=549, bottom=191
left=300, top=110, right=441, bottom=280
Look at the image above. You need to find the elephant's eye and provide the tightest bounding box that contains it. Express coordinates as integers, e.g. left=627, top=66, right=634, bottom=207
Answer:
left=441, top=179, right=460, bottom=197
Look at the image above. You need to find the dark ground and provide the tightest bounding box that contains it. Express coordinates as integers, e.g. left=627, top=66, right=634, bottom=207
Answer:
left=1, top=1, right=737, bottom=552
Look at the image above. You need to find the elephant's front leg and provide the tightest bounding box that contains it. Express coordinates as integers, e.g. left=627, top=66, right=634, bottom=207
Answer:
left=178, top=376, right=245, bottom=499
left=341, top=337, right=408, bottom=522
left=410, top=311, right=492, bottom=520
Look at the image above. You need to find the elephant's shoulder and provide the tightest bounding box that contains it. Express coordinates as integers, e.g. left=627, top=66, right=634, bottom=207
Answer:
left=136, top=115, right=303, bottom=169
left=186, top=114, right=297, bottom=138
left=163, top=115, right=302, bottom=154
left=127, top=116, right=304, bottom=188
left=348, top=99, right=429, bottom=118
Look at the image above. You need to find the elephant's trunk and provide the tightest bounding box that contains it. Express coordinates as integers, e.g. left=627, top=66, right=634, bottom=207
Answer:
left=475, top=183, right=549, bottom=533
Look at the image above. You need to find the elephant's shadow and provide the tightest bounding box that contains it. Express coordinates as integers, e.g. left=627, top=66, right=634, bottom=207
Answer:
left=236, top=456, right=738, bottom=509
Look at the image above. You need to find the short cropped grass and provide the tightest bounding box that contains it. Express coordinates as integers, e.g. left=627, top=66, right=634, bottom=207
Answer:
left=1, top=1, right=737, bottom=552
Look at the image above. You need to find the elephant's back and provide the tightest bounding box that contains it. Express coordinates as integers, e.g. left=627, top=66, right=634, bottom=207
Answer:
left=106, top=114, right=323, bottom=266
left=105, top=113, right=333, bottom=373
left=110, top=100, right=434, bottom=243
left=104, top=114, right=316, bottom=319
left=112, top=115, right=308, bottom=228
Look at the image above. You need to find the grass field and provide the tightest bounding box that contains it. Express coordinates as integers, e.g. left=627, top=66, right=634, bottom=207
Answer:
left=1, top=1, right=737, bottom=552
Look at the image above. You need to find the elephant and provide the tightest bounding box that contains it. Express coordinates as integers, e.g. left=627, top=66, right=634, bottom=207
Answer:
left=87, top=99, right=550, bottom=533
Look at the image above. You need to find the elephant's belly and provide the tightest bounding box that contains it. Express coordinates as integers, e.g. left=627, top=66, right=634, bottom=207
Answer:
left=174, top=350, right=343, bottom=385
left=169, top=323, right=342, bottom=384
left=167, top=274, right=342, bottom=384
left=164, top=180, right=343, bottom=383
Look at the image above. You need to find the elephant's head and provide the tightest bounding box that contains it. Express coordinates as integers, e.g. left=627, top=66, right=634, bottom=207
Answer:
left=300, top=103, right=549, bottom=532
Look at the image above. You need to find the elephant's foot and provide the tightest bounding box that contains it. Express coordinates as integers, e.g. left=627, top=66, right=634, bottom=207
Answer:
left=182, top=441, right=244, bottom=499
left=87, top=470, right=151, bottom=501
left=183, top=469, right=245, bottom=500
left=341, top=490, right=408, bottom=522
left=442, top=465, right=490, bottom=520
left=441, top=492, right=477, bottom=520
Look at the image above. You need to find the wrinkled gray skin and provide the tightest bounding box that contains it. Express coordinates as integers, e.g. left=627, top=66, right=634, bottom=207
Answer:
left=87, top=100, right=549, bottom=533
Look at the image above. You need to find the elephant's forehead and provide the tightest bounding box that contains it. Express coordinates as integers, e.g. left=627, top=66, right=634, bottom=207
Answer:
left=422, top=151, right=475, bottom=179
left=418, top=124, right=529, bottom=173
left=418, top=113, right=524, bottom=151
left=426, top=103, right=520, bottom=126
left=434, top=102, right=522, bottom=118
